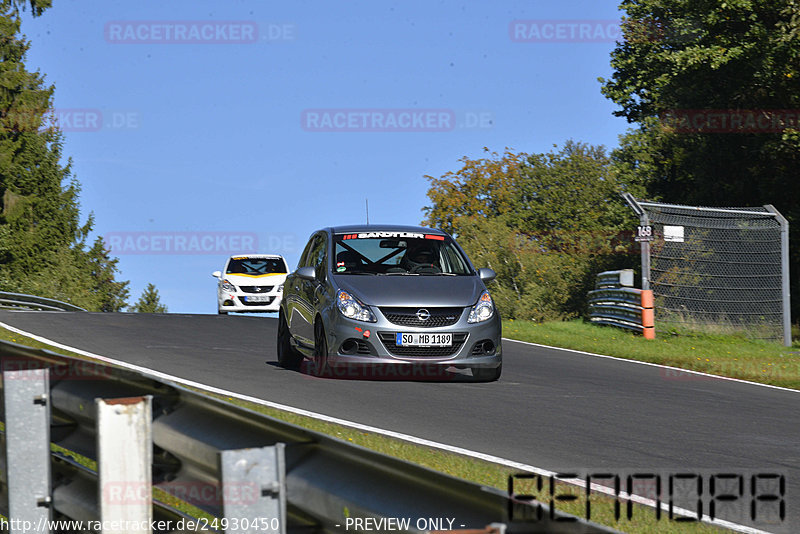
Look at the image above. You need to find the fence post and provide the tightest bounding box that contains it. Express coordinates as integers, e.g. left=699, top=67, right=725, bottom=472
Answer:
left=2, top=367, right=52, bottom=533
left=622, top=193, right=651, bottom=291
left=220, top=444, right=287, bottom=534
left=764, top=204, right=792, bottom=347
left=97, top=396, right=153, bottom=534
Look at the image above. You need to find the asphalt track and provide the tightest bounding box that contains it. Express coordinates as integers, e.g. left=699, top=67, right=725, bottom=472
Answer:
left=1, top=310, right=798, bottom=533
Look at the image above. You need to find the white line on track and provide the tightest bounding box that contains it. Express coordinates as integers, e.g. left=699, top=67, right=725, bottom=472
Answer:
left=504, top=337, right=800, bottom=395
left=0, top=321, right=781, bottom=534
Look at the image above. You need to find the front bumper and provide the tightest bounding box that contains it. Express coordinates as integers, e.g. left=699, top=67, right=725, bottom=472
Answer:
left=324, top=305, right=502, bottom=372
left=218, top=292, right=282, bottom=312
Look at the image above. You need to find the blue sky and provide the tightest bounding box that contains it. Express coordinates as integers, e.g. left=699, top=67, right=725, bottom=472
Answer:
left=20, top=0, right=631, bottom=313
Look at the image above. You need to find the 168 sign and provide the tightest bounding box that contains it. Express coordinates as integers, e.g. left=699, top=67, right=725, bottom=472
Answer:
left=635, top=225, right=653, bottom=242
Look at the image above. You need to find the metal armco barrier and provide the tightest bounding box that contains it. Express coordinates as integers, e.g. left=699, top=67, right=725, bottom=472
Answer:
left=588, top=270, right=655, bottom=339
left=0, top=339, right=618, bottom=534
left=0, top=291, right=86, bottom=312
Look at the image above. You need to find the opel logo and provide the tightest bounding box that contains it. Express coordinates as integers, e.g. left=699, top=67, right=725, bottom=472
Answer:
left=416, top=309, right=431, bottom=322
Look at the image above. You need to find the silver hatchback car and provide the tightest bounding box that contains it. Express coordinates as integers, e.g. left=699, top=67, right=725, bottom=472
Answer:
left=277, top=225, right=502, bottom=381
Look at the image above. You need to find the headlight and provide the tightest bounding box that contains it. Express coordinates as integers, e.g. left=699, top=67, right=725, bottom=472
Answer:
left=220, top=279, right=236, bottom=292
left=468, top=290, right=494, bottom=323
left=277, top=283, right=284, bottom=293
left=336, top=290, right=376, bottom=322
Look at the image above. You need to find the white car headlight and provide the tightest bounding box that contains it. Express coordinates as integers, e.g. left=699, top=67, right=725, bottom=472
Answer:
left=220, top=279, right=236, bottom=292
left=277, top=283, right=283, bottom=293
left=468, top=290, right=494, bottom=323
left=336, top=290, right=376, bottom=322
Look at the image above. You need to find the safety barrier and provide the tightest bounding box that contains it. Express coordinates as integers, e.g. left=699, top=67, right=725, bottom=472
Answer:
left=0, top=338, right=617, bottom=533
left=0, top=291, right=86, bottom=312
left=588, top=270, right=655, bottom=339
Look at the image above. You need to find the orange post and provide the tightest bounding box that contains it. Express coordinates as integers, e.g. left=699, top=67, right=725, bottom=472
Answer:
left=641, top=289, right=655, bottom=339
left=640, top=289, right=654, bottom=309
left=642, top=308, right=654, bottom=328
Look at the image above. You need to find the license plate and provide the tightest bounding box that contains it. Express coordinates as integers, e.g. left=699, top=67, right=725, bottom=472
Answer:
left=244, top=296, right=270, bottom=303
left=396, top=333, right=452, bottom=346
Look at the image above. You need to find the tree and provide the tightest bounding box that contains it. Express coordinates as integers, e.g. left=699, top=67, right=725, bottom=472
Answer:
left=131, top=283, right=167, bottom=313
left=2, top=1, right=52, bottom=17
left=0, top=1, right=130, bottom=311
left=601, top=0, right=800, bottom=319
left=86, top=237, right=129, bottom=312
left=423, top=143, right=640, bottom=320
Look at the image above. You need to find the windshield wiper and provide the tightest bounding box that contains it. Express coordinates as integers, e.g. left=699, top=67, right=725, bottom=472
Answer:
left=339, top=271, right=378, bottom=275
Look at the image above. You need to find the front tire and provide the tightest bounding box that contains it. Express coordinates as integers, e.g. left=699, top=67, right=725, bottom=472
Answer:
left=472, top=364, right=501, bottom=382
left=312, top=320, right=329, bottom=377
left=277, top=310, right=303, bottom=370
left=218, top=310, right=228, bottom=315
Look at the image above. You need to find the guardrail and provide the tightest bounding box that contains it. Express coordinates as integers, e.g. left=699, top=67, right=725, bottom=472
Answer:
left=588, top=270, right=655, bottom=339
left=0, top=291, right=86, bottom=312
left=0, top=339, right=617, bottom=534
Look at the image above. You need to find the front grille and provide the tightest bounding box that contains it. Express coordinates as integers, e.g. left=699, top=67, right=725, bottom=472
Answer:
left=240, top=285, right=274, bottom=293
left=356, top=340, right=372, bottom=355
left=378, top=332, right=467, bottom=358
left=380, top=307, right=463, bottom=328
left=237, top=296, right=275, bottom=306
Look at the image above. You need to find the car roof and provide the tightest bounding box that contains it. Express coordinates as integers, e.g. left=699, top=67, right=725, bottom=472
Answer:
left=326, top=224, right=448, bottom=236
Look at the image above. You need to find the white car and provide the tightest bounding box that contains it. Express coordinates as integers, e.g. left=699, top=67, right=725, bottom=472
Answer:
left=213, top=254, right=289, bottom=314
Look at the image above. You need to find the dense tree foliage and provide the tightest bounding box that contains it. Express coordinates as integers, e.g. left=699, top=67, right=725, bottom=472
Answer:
left=131, top=283, right=168, bottom=313
left=424, top=143, right=641, bottom=321
left=601, top=0, right=800, bottom=319
left=0, top=3, right=130, bottom=311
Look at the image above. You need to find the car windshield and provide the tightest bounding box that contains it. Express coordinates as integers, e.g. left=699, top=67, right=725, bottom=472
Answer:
left=226, top=257, right=286, bottom=275
left=333, top=232, right=473, bottom=275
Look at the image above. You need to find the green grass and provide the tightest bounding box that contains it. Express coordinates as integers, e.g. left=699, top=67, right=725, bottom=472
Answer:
left=0, top=328, right=99, bottom=361
left=505, top=319, right=800, bottom=389
left=0, top=324, right=756, bottom=532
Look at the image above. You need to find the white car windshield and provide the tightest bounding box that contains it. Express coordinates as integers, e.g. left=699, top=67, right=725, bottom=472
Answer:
left=226, top=257, right=286, bottom=275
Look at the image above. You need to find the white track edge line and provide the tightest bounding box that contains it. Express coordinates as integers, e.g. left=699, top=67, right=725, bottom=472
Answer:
left=503, top=337, right=799, bottom=394
left=0, top=322, right=777, bottom=534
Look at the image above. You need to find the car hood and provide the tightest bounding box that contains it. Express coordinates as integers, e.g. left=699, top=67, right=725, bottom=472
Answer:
left=332, top=274, right=484, bottom=307
left=224, top=273, right=287, bottom=285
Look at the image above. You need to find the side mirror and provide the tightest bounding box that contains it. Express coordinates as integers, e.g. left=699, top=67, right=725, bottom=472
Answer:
left=212, top=270, right=222, bottom=278
left=295, top=266, right=315, bottom=281
left=478, top=268, right=496, bottom=282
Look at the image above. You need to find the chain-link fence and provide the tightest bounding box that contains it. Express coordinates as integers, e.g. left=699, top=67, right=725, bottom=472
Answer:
left=622, top=194, right=790, bottom=345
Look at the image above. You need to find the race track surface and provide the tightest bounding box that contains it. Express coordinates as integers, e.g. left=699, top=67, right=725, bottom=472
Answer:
left=1, top=310, right=796, bottom=533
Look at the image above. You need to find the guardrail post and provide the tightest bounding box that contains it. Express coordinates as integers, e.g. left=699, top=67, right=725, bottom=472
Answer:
left=220, top=444, right=287, bottom=534
left=2, top=367, right=52, bottom=533
left=97, top=396, right=153, bottom=534
left=641, top=290, right=655, bottom=339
